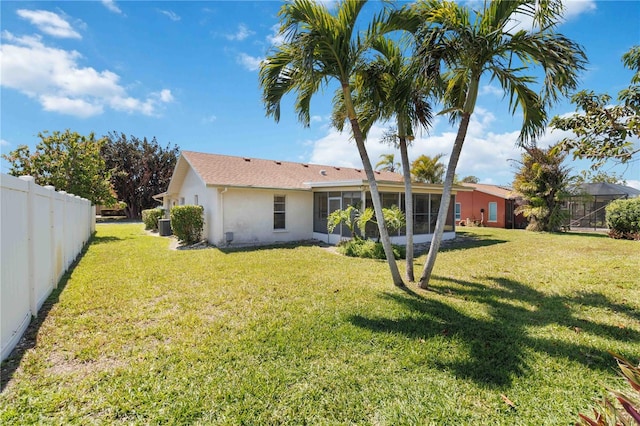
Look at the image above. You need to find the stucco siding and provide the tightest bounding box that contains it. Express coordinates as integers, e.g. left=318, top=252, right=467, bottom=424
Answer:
left=457, top=191, right=509, bottom=228
left=218, top=188, right=313, bottom=246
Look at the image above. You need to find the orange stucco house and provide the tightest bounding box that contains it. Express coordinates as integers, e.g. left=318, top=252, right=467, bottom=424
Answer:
left=455, top=183, right=527, bottom=229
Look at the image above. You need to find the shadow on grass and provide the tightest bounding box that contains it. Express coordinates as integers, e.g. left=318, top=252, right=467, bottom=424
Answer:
left=216, top=240, right=329, bottom=255
left=349, top=275, right=638, bottom=388
left=0, top=233, right=100, bottom=392
left=414, top=233, right=508, bottom=256
left=90, top=235, right=125, bottom=245
left=556, top=231, right=610, bottom=239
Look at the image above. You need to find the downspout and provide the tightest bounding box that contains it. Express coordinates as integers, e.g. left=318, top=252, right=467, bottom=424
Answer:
left=220, top=187, right=228, bottom=244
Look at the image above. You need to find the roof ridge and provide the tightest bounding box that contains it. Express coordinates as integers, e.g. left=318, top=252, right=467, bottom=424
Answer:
left=182, top=150, right=398, bottom=175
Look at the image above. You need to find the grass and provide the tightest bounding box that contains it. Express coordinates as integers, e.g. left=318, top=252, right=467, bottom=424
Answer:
left=1, top=224, right=639, bottom=425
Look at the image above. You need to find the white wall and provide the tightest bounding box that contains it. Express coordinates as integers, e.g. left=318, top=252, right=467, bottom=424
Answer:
left=218, top=188, right=313, bottom=246
left=1, top=175, right=95, bottom=361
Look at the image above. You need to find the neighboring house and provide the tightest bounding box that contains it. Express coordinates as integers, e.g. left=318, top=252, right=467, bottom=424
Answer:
left=157, top=151, right=470, bottom=246
left=456, top=183, right=527, bottom=229
left=565, top=182, right=640, bottom=229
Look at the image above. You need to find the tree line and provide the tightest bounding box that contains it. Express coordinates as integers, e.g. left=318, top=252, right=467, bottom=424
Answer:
left=2, top=130, right=179, bottom=219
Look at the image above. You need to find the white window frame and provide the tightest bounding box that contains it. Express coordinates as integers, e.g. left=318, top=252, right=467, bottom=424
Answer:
left=274, top=195, right=286, bottom=230
left=455, top=202, right=461, bottom=221
left=488, top=202, right=498, bottom=222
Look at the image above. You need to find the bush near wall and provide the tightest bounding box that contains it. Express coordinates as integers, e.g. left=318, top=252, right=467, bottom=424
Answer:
left=170, top=205, right=204, bottom=245
left=337, top=238, right=406, bottom=260
left=142, top=208, right=164, bottom=231
left=606, top=198, right=640, bottom=240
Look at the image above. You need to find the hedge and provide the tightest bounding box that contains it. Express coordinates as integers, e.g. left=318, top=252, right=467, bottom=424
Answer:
left=170, top=205, right=204, bottom=245
left=605, top=198, right=640, bottom=240
left=142, top=208, right=164, bottom=231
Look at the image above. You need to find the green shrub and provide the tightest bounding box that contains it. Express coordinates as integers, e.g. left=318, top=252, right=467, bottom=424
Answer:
left=142, top=208, right=164, bottom=230
left=337, top=238, right=405, bottom=260
left=170, top=205, right=204, bottom=244
left=606, top=198, right=640, bottom=240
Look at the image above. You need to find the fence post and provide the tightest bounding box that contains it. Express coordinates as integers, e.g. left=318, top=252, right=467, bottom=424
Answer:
left=44, top=185, right=56, bottom=289
left=18, top=176, right=38, bottom=318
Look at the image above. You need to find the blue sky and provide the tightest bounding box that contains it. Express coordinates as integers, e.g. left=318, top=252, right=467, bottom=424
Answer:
left=1, top=0, right=639, bottom=188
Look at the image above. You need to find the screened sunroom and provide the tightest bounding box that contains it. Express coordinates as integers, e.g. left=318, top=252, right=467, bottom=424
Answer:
left=309, top=181, right=460, bottom=245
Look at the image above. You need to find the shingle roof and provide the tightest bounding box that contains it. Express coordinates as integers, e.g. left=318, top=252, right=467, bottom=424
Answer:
left=182, top=151, right=404, bottom=190
left=462, top=183, right=517, bottom=199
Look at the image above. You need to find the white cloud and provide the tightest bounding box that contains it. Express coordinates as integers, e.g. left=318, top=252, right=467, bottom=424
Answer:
left=563, top=0, right=597, bottom=20
left=226, top=24, right=254, bottom=41
left=40, top=95, right=104, bottom=117
left=102, top=0, right=123, bottom=15
left=158, top=10, right=181, bottom=22
left=504, top=0, right=596, bottom=34
left=237, top=53, right=263, bottom=71
left=627, top=180, right=640, bottom=190
left=480, top=84, right=503, bottom=97
left=307, top=108, right=570, bottom=185
left=267, top=24, right=285, bottom=46
left=156, top=89, right=174, bottom=103
left=0, top=139, right=10, bottom=147
left=17, top=9, right=81, bottom=39
left=202, top=115, right=217, bottom=124
left=0, top=31, right=172, bottom=118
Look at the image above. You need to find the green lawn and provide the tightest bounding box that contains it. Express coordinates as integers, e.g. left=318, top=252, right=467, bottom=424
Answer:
left=1, top=224, right=638, bottom=425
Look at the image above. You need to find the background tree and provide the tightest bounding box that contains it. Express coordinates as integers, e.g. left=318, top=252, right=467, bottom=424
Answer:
left=571, top=169, right=626, bottom=186
left=551, top=46, right=640, bottom=168
left=411, top=153, right=446, bottom=184
left=512, top=146, right=570, bottom=232
left=389, top=0, right=586, bottom=288
left=461, top=175, right=480, bottom=184
left=375, top=153, right=401, bottom=172
left=259, top=0, right=405, bottom=286
left=2, top=130, right=113, bottom=205
left=102, top=132, right=179, bottom=219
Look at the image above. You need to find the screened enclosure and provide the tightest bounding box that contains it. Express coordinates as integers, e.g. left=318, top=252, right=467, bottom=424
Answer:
left=565, top=183, right=640, bottom=229
left=313, top=190, right=455, bottom=238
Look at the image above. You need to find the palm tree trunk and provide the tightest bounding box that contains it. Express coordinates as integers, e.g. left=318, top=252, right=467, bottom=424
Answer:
left=348, top=117, right=404, bottom=287
left=399, top=137, right=414, bottom=282
left=418, top=112, right=471, bottom=289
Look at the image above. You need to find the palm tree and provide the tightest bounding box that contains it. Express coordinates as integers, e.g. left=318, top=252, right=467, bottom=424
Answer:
left=259, top=0, right=405, bottom=287
left=375, top=153, right=400, bottom=173
left=389, top=0, right=586, bottom=288
left=411, top=153, right=446, bottom=184
left=341, top=37, right=433, bottom=282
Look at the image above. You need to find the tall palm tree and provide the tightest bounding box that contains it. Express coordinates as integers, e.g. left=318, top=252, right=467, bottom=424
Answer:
left=375, top=153, right=400, bottom=173
left=390, top=0, right=586, bottom=289
left=340, top=37, right=433, bottom=282
left=259, top=0, right=405, bottom=287
left=411, top=153, right=446, bottom=184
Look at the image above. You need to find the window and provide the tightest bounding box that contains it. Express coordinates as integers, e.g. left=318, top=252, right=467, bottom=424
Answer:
left=488, top=202, right=498, bottom=222
left=194, top=194, right=199, bottom=205
left=274, top=195, right=286, bottom=229
left=455, top=203, right=461, bottom=221
left=180, top=197, right=185, bottom=205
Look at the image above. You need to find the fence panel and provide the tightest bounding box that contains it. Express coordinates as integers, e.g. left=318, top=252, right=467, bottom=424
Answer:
left=1, top=174, right=95, bottom=361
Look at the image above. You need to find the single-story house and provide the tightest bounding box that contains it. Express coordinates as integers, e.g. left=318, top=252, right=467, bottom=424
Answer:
left=455, top=183, right=527, bottom=229
left=565, top=182, right=640, bottom=229
left=157, top=151, right=471, bottom=246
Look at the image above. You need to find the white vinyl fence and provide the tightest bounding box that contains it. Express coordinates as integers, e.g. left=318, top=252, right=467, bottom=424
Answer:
left=1, top=174, right=95, bottom=361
